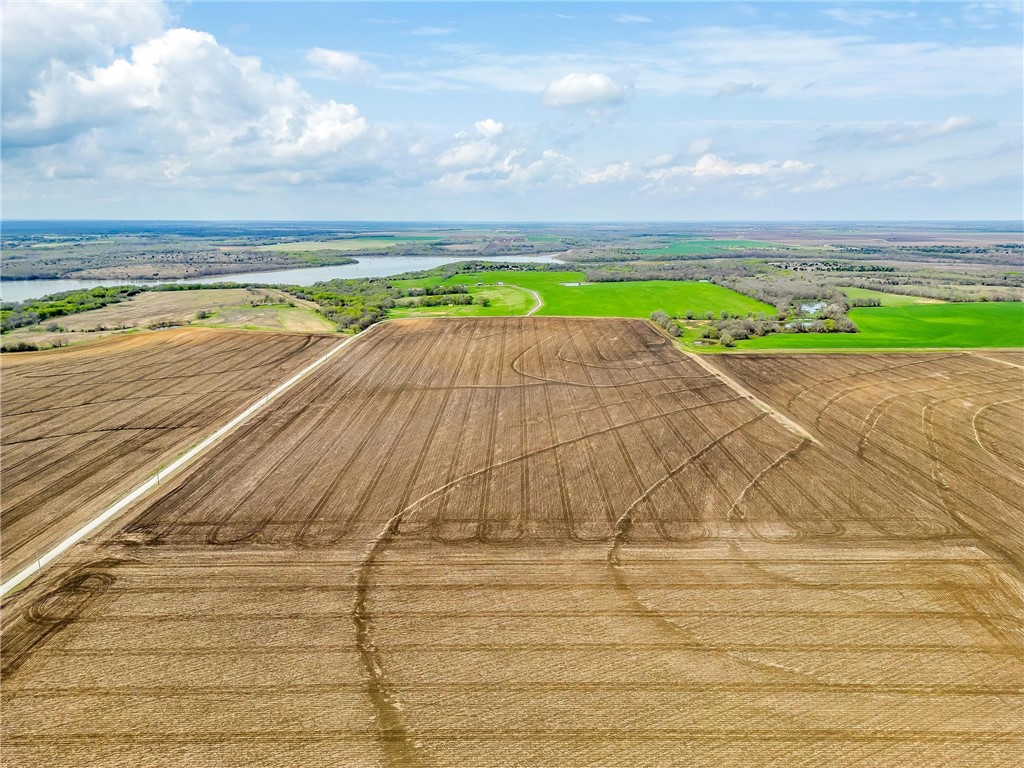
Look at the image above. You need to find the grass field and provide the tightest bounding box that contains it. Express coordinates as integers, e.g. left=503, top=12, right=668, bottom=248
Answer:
left=636, top=238, right=783, bottom=256
left=256, top=237, right=440, bottom=252
left=395, top=270, right=772, bottom=317
left=740, top=301, right=1024, bottom=349
left=2, top=319, right=1021, bottom=766
left=843, top=286, right=944, bottom=306
left=389, top=284, right=533, bottom=318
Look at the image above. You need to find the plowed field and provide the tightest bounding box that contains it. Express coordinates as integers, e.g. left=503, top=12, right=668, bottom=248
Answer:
left=2, top=318, right=1021, bottom=767
left=0, top=328, right=337, bottom=581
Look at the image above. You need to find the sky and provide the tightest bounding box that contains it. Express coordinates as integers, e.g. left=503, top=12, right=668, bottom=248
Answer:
left=2, top=1, right=1022, bottom=221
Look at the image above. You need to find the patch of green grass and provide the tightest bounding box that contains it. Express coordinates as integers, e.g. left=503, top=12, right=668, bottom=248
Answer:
left=842, top=287, right=943, bottom=307
left=395, top=270, right=772, bottom=318
left=388, top=285, right=533, bottom=318
left=635, top=239, right=784, bottom=256
left=739, top=302, right=1023, bottom=350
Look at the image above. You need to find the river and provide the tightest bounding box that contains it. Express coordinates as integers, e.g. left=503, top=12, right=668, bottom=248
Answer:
left=0, top=254, right=565, bottom=303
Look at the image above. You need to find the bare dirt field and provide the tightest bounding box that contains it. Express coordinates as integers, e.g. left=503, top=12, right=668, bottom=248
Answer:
left=0, top=328, right=337, bottom=582
left=1, top=317, right=1021, bottom=767
left=4, top=288, right=289, bottom=349
left=193, top=304, right=335, bottom=333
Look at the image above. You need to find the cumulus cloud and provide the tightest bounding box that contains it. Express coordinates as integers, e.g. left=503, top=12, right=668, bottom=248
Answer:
left=306, top=48, right=373, bottom=82
left=3, top=17, right=375, bottom=186
left=1, top=0, right=167, bottom=112
left=437, top=120, right=505, bottom=168
left=815, top=116, right=982, bottom=149
left=474, top=118, right=504, bottom=139
left=646, top=153, right=815, bottom=182
left=438, top=140, right=499, bottom=168
left=541, top=73, right=629, bottom=107
left=579, top=162, right=635, bottom=184
left=435, top=148, right=574, bottom=194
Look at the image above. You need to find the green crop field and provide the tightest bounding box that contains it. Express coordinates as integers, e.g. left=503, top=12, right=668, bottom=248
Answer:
left=843, top=286, right=944, bottom=307
left=394, top=270, right=772, bottom=318
left=739, top=302, right=1024, bottom=350
left=636, top=239, right=784, bottom=256
left=389, top=284, right=534, bottom=319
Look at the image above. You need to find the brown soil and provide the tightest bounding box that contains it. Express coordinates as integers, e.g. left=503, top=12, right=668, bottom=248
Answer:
left=1, top=318, right=1021, bottom=767
left=0, top=328, right=337, bottom=582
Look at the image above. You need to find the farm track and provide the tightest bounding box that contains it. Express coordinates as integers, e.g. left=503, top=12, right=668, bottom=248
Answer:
left=2, top=318, right=1022, bottom=767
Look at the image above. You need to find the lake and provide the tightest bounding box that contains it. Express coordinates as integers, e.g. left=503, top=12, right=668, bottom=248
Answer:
left=0, top=254, right=564, bottom=303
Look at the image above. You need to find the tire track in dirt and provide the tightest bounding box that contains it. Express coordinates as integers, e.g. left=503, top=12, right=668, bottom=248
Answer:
left=725, top=439, right=812, bottom=527
left=859, top=381, right=1022, bottom=467
left=923, top=393, right=1024, bottom=579
left=132, top=326, right=403, bottom=544
left=971, top=397, right=1024, bottom=473
left=781, top=353, right=971, bottom=411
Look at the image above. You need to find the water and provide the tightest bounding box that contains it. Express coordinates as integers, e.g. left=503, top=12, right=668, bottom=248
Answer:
left=0, top=254, right=564, bottom=303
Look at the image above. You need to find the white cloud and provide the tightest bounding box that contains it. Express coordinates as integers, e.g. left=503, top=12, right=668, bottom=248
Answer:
left=408, top=27, right=455, bottom=36
left=882, top=170, right=948, bottom=190
left=688, top=138, right=713, bottom=155
left=613, top=14, right=652, bottom=24
left=815, top=116, right=982, bottom=149
left=3, top=21, right=374, bottom=185
left=823, top=8, right=917, bottom=26
left=438, top=140, right=499, bottom=168
left=306, top=48, right=373, bottom=82
left=580, top=162, right=635, bottom=184
left=647, top=153, right=815, bottom=182
left=474, top=118, right=504, bottom=139
left=437, top=120, right=505, bottom=168
left=541, top=73, right=629, bottom=107
left=715, top=81, right=767, bottom=98
left=644, top=153, right=675, bottom=169
left=1, top=0, right=167, bottom=112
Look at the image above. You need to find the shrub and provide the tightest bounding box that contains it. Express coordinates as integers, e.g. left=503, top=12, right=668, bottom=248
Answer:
left=650, top=310, right=681, bottom=337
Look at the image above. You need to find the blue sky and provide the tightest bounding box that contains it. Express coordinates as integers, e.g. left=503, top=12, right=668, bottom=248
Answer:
left=3, top=1, right=1022, bottom=220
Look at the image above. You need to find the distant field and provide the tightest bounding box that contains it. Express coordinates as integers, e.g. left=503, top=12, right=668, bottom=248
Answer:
left=194, top=304, right=335, bottom=333
left=396, top=270, right=772, bottom=317
left=635, top=238, right=784, bottom=256
left=389, top=284, right=533, bottom=319
left=256, top=237, right=440, bottom=252
left=843, top=286, right=944, bottom=306
left=740, top=302, right=1024, bottom=349
left=3, top=289, right=328, bottom=349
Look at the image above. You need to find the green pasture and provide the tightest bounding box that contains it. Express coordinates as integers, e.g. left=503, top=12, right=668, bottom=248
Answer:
left=388, top=284, right=533, bottom=319
left=739, top=302, right=1023, bottom=350
left=842, top=287, right=944, bottom=307
left=393, top=270, right=772, bottom=318
left=635, top=239, right=783, bottom=256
